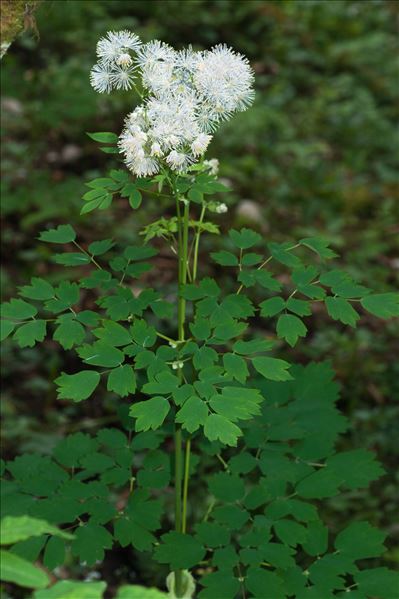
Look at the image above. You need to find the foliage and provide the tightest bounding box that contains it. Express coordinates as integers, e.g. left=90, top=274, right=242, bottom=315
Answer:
left=1, top=160, right=398, bottom=596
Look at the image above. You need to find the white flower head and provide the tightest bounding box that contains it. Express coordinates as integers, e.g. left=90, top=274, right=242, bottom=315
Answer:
left=136, top=40, right=175, bottom=69
left=191, top=133, right=212, bottom=156
left=150, top=142, right=164, bottom=157
left=110, top=64, right=137, bottom=91
left=204, top=158, right=219, bottom=175
left=91, top=31, right=255, bottom=175
left=97, top=30, right=142, bottom=65
left=194, top=44, right=255, bottom=114
left=166, top=150, right=192, bottom=172
left=216, top=202, right=228, bottom=214
left=130, top=155, right=160, bottom=177
left=90, top=61, right=113, bottom=93
left=116, top=52, right=133, bottom=67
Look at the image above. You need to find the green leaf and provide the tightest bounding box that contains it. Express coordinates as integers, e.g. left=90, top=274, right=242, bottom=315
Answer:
left=130, top=397, right=170, bottom=432
left=175, top=396, right=208, bottom=433
left=255, top=270, right=282, bottom=291
left=335, top=522, right=386, bottom=559
left=1, top=298, right=37, bottom=320
left=229, top=452, right=257, bottom=475
left=286, top=297, right=312, bottom=316
left=39, top=224, right=76, bottom=244
left=129, top=188, right=142, bottom=209
left=77, top=342, right=124, bottom=367
left=83, top=188, right=109, bottom=202
left=276, top=314, right=307, bottom=347
left=296, top=469, right=343, bottom=498
left=245, top=567, right=285, bottom=599
left=355, top=568, right=399, bottom=599
left=208, top=472, right=245, bottom=502
left=210, top=387, right=263, bottom=422
left=195, top=522, right=230, bottom=548
left=300, top=237, right=338, bottom=259
left=302, top=521, right=328, bottom=556
left=54, top=252, right=91, bottom=266
left=242, top=252, right=263, bottom=266
left=107, top=365, right=136, bottom=397
left=154, top=532, right=206, bottom=569
left=53, top=315, right=85, bottom=349
left=252, top=357, right=293, bottom=381
left=223, top=353, right=249, bottom=383
left=19, top=278, right=55, bottom=300
left=130, top=319, right=157, bottom=347
left=34, top=581, right=106, bottom=599
left=325, top=297, right=359, bottom=327
left=114, top=490, right=162, bottom=551
left=211, top=251, right=239, bottom=266
left=0, top=516, right=73, bottom=545
left=88, top=239, right=115, bottom=256
left=86, top=177, right=115, bottom=189
left=0, top=320, right=15, bottom=341
left=14, top=320, right=46, bottom=348
left=55, top=370, right=100, bottom=402
left=233, top=338, right=274, bottom=354
left=229, top=228, right=261, bottom=249
left=326, top=449, right=384, bottom=489
left=268, top=242, right=302, bottom=268
left=45, top=281, right=79, bottom=313
left=259, top=297, right=285, bottom=317
left=115, top=585, right=168, bottom=599
left=93, top=320, right=132, bottom=346
left=361, top=293, right=399, bottom=319
left=124, top=245, right=158, bottom=261
left=261, top=543, right=296, bottom=569
left=0, top=549, right=49, bottom=588
left=54, top=433, right=98, bottom=468
left=100, top=146, right=119, bottom=154
left=274, top=519, right=308, bottom=546
left=142, top=372, right=179, bottom=395
left=204, top=414, right=241, bottom=446
left=71, top=523, right=113, bottom=566
left=190, top=317, right=211, bottom=340
left=43, top=536, right=65, bottom=570
left=87, top=131, right=118, bottom=143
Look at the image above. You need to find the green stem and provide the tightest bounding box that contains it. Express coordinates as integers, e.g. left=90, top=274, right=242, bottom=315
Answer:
left=192, top=204, right=206, bottom=282
left=174, top=196, right=190, bottom=598
left=182, top=436, right=191, bottom=534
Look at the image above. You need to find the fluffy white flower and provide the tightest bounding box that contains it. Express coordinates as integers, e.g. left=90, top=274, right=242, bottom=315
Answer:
left=97, top=30, right=142, bottom=65
left=136, top=40, right=175, bottom=69
left=141, top=61, right=174, bottom=96
left=129, top=156, right=160, bottom=177
left=146, top=96, right=200, bottom=150
left=166, top=150, right=191, bottom=171
left=150, top=142, right=164, bottom=157
left=194, top=44, right=255, bottom=113
left=204, top=158, right=219, bottom=175
left=116, top=52, right=133, bottom=67
left=90, top=62, right=113, bottom=93
left=191, top=133, right=212, bottom=156
left=110, top=64, right=137, bottom=90
left=216, top=203, right=228, bottom=213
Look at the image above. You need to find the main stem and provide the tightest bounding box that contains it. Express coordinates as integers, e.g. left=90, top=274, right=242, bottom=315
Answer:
left=174, top=198, right=190, bottom=598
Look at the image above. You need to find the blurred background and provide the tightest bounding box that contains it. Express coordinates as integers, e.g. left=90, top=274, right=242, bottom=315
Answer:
left=1, top=0, right=398, bottom=581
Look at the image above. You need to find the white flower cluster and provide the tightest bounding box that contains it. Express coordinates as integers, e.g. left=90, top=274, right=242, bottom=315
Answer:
left=90, top=31, right=255, bottom=176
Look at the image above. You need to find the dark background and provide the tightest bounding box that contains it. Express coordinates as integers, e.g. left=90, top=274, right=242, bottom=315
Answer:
left=1, top=0, right=398, bottom=583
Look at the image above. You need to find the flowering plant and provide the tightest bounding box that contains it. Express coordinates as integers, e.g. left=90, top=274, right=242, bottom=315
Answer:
left=1, top=30, right=398, bottom=599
